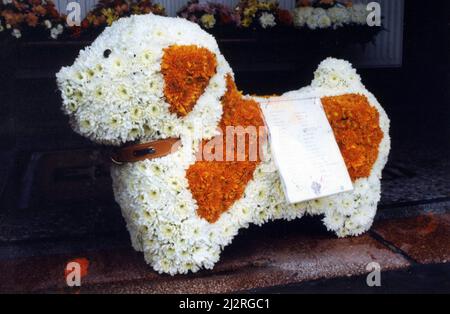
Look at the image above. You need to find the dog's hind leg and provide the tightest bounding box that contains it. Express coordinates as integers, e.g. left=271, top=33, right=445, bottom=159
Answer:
left=320, top=175, right=381, bottom=237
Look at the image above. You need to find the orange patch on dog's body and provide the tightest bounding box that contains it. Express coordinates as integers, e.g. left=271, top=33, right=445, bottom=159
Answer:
left=186, top=76, right=265, bottom=223
left=321, top=94, right=383, bottom=181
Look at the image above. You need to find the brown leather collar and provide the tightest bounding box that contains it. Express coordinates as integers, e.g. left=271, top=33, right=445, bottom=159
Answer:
left=111, top=138, right=181, bottom=164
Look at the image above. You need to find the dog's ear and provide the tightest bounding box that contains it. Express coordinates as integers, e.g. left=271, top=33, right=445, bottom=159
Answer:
left=161, top=45, right=217, bottom=117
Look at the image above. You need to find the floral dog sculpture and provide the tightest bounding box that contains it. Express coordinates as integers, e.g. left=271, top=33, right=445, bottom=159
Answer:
left=57, top=14, right=390, bottom=275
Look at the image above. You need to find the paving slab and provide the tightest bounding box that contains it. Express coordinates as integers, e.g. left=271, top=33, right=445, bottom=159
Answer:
left=373, top=213, right=450, bottom=264
left=0, top=219, right=410, bottom=293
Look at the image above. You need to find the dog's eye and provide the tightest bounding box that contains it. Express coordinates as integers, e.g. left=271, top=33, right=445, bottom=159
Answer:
left=103, top=49, right=112, bottom=58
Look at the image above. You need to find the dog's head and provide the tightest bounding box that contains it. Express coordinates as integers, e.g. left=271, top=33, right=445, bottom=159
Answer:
left=57, top=14, right=232, bottom=146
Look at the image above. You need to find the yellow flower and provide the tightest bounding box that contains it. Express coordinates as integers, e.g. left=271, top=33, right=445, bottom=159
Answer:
left=154, top=4, right=165, bottom=14
left=131, top=6, right=140, bottom=14
left=102, top=8, right=118, bottom=26
left=259, top=3, right=270, bottom=10
left=86, top=14, right=96, bottom=24
left=200, top=14, right=216, bottom=29
left=241, top=17, right=252, bottom=27
left=244, top=7, right=257, bottom=18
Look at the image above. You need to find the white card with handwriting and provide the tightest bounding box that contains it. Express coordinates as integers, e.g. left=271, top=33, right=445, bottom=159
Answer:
left=260, top=96, right=353, bottom=204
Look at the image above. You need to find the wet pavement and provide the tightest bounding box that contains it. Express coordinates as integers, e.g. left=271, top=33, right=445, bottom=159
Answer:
left=373, top=213, right=450, bottom=264
left=0, top=220, right=411, bottom=293
left=0, top=145, right=449, bottom=293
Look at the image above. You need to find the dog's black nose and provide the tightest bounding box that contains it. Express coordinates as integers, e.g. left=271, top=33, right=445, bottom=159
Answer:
left=103, top=49, right=112, bottom=58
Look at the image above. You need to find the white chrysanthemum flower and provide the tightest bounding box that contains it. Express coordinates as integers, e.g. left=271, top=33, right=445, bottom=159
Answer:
left=349, top=207, right=372, bottom=226
left=306, top=7, right=333, bottom=30
left=308, top=197, right=327, bottom=214
left=292, top=7, right=314, bottom=28
left=50, top=27, right=61, bottom=39
left=259, top=12, right=276, bottom=29
left=313, top=7, right=327, bottom=16
left=317, top=14, right=332, bottom=29
left=306, top=14, right=319, bottom=30
left=157, top=221, right=177, bottom=242
left=335, top=194, right=357, bottom=216
left=44, top=19, right=52, bottom=29
left=327, top=6, right=351, bottom=28
left=11, top=28, right=21, bottom=38
left=350, top=3, right=368, bottom=25
left=323, top=210, right=345, bottom=231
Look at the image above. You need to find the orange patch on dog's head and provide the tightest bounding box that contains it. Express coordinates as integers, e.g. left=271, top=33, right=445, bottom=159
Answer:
left=161, top=45, right=217, bottom=117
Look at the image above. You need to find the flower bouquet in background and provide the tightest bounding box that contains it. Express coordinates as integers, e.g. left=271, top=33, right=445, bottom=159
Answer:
left=235, top=0, right=293, bottom=31
left=73, top=0, right=166, bottom=39
left=292, top=0, right=382, bottom=45
left=177, top=0, right=239, bottom=36
left=293, top=0, right=364, bottom=30
left=0, top=0, right=67, bottom=41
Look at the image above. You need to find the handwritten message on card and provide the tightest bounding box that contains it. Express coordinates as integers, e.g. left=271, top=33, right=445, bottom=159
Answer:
left=260, top=96, right=353, bottom=204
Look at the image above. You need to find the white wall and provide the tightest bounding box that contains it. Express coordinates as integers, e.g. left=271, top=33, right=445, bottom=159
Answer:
left=54, top=0, right=404, bottom=68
